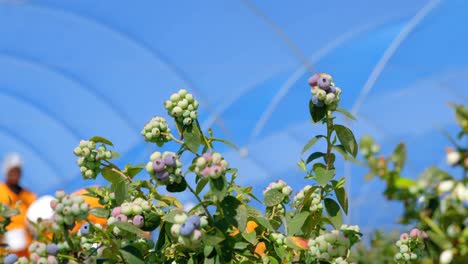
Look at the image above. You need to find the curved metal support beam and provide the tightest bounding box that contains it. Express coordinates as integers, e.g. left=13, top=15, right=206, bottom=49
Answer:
left=350, top=0, right=442, bottom=116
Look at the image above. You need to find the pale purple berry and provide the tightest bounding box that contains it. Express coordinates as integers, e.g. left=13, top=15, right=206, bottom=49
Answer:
left=163, top=154, right=176, bottom=167
left=317, top=75, right=331, bottom=89
left=410, top=228, right=419, bottom=239
left=152, top=158, right=165, bottom=172
left=4, top=254, right=18, bottom=264
left=115, top=214, right=128, bottom=222
left=111, top=207, right=121, bottom=217
left=200, top=167, right=212, bottom=177
left=328, top=85, right=336, bottom=94
left=186, top=215, right=201, bottom=229
left=202, top=152, right=212, bottom=162
left=132, top=215, right=144, bottom=227
left=156, top=170, right=169, bottom=181
left=179, top=222, right=195, bottom=237
left=308, top=74, right=320, bottom=87
left=46, top=243, right=58, bottom=256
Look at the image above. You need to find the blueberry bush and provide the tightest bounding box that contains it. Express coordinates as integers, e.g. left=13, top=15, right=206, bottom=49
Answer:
left=11, top=72, right=461, bottom=263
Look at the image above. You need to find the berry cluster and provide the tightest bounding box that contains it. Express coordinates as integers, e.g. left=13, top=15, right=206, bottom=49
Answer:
left=141, top=116, right=172, bottom=145
left=107, top=198, right=151, bottom=228
left=308, top=73, right=342, bottom=107
left=74, top=140, right=111, bottom=179
left=51, top=190, right=89, bottom=230
left=194, top=152, right=229, bottom=179
left=270, top=233, right=287, bottom=246
left=394, top=228, right=427, bottom=262
left=292, top=185, right=323, bottom=212
left=170, top=213, right=207, bottom=247
left=145, top=151, right=183, bottom=184
left=359, top=135, right=381, bottom=158
left=4, top=242, right=60, bottom=264
left=164, top=89, right=199, bottom=126
left=263, top=180, right=292, bottom=202
left=308, top=226, right=360, bottom=263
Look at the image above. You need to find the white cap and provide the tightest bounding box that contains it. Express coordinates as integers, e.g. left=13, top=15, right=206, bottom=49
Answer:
left=26, top=195, right=56, bottom=223
left=2, top=153, right=23, bottom=176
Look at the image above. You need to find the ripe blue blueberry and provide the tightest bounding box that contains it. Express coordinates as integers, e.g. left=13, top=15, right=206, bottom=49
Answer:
left=152, top=158, right=165, bottom=172
left=156, top=170, right=169, bottom=181
left=46, top=243, right=59, bottom=256
left=163, top=154, right=176, bottom=167
left=179, top=222, right=196, bottom=237
left=328, top=85, right=336, bottom=94
left=80, top=222, right=90, bottom=236
left=186, top=215, right=201, bottom=229
left=4, top=254, right=18, bottom=264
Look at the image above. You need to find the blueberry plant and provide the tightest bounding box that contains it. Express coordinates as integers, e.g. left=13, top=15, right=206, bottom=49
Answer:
left=358, top=104, right=468, bottom=263
left=2, top=73, right=363, bottom=264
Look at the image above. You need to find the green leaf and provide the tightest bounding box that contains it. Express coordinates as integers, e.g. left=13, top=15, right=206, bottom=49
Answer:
left=306, top=152, right=325, bottom=164
left=211, top=138, right=238, bottom=150
left=111, top=222, right=147, bottom=237
left=242, top=231, right=256, bottom=245
left=120, top=249, right=144, bottom=264
left=90, top=136, right=114, bottom=146
left=263, top=189, right=285, bottom=207
left=333, top=125, right=358, bottom=157
left=313, top=167, right=335, bottom=187
left=183, top=123, right=202, bottom=154
left=114, top=180, right=127, bottom=206
left=255, top=216, right=275, bottom=232
left=202, top=233, right=226, bottom=246
left=301, top=135, right=325, bottom=154
left=210, top=176, right=228, bottom=201
left=332, top=145, right=360, bottom=163
left=334, top=187, right=348, bottom=215
left=101, top=167, right=125, bottom=184
left=196, top=178, right=209, bottom=195
left=287, top=212, right=310, bottom=235
left=391, top=143, right=406, bottom=173
left=220, top=196, right=247, bottom=231
left=141, top=211, right=161, bottom=232
left=335, top=107, right=357, bottom=121
left=166, top=179, right=188, bottom=193
left=394, top=177, right=416, bottom=189
left=309, top=99, right=327, bottom=123
left=125, top=165, right=144, bottom=179
left=324, top=198, right=342, bottom=229
left=89, top=208, right=109, bottom=219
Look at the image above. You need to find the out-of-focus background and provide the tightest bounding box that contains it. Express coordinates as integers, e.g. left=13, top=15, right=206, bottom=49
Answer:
left=0, top=0, right=467, bottom=235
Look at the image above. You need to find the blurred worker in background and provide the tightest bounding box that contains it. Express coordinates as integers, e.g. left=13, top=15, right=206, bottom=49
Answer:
left=0, top=153, right=37, bottom=257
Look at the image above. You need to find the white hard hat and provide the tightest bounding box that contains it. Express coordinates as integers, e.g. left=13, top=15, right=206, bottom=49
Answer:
left=2, top=152, right=23, bottom=176
left=26, top=195, right=56, bottom=223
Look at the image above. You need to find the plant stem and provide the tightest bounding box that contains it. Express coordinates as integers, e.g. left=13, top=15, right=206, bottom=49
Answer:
left=163, top=133, right=184, bottom=145
left=186, top=181, right=215, bottom=223
left=325, top=111, right=334, bottom=170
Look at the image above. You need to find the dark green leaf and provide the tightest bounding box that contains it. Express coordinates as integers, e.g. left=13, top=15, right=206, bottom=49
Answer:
left=287, top=212, right=309, bottom=235
left=301, top=135, right=325, bottom=154
left=166, top=179, right=187, bottom=193
left=333, top=125, right=358, bottom=157
left=306, top=152, right=325, bottom=164
left=324, top=198, right=342, bottom=229
left=126, top=165, right=144, bottom=179
left=89, top=208, right=109, bottom=219
left=334, top=187, right=348, bottom=214
left=263, top=189, right=285, bottom=207
left=112, top=222, right=147, bottom=237
left=202, top=233, right=225, bottom=246
left=114, top=180, right=127, bottom=206
left=101, top=167, right=125, bottom=184
left=196, top=178, right=209, bottom=195
left=120, top=249, right=144, bottom=264
left=220, top=196, right=247, bottom=231
left=309, top=99, right=327, bottom=123
left=314, top=167, right=335, bottom=187
left=141, top=211, right=161, bottom=232
left=90, top=136, right=114, bottom=146
left=183, top=123, right=202, bottom=154
left=332, top=145, right=360, bottom=163
left=336, top=107, right=357, bottom=121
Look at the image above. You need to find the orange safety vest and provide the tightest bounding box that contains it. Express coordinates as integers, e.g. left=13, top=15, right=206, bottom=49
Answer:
left=0, top=182, right=37, bottom=256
